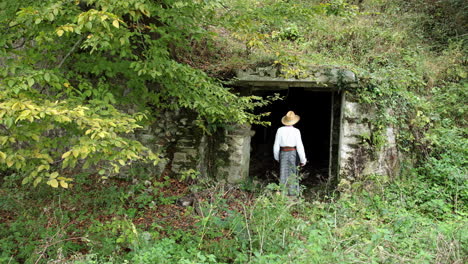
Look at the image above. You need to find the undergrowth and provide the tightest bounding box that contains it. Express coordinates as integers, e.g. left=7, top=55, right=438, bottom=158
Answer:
left=0, top=173, right=466, bottom=263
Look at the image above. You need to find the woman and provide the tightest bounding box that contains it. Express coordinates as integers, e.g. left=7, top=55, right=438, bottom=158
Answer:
left=273, top=111, right=307, bottom=196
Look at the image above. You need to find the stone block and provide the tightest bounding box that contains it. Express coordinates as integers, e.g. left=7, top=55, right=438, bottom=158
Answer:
left=184, top=149, right=198, bottom=158
left=173, top=152, right=187, bottom=163
left=139, top=134, right=156, bottom=144
left=219, top=143, right=229, bottom=151
left=328, top=68, right=339, bottom=83
left=177, top=139, right=195, bottom=148
left=316, top=75, right=329, bottom=83
left=227, top=169, right=243, bottom=183
left=341, top=135, right=360, bottom=145
left=345, top=102, right=375, bottom=120
left=343, top=122, right=369, bottom=137
left=385, top=126, right=396, bottom=146
left=344, top=102, right=360, bottom=118
left=155, top=158, right=168, bottom=175
left=171, top=164, right=181, bottom=173
left=340, top=70, right=357, bottom=83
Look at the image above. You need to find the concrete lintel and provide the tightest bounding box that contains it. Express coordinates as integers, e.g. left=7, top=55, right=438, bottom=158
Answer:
left=233, top=66, right=357, bottom=92
left=235, top=80, right=340, bottom=92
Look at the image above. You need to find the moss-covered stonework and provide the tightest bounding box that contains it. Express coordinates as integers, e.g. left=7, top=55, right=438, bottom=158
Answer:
left=134, top=66, right=402, bottom=188
left=235, top=66, right=358, bottom=90
left=340, top=101, right=401, bottom=185
left=215, top=124, right=255, bottom=183
left=233, top=66, right=402, bottom=187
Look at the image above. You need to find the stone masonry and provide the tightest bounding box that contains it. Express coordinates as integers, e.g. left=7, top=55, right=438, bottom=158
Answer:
left=134, top=66, right=402, bottom=188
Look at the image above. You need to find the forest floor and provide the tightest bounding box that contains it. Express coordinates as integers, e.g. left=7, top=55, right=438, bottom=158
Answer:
left=1, top=173, right=466, bottom=264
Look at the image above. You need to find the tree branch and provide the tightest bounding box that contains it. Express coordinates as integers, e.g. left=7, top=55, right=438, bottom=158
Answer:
left=57, top=36, right=85, bottom=69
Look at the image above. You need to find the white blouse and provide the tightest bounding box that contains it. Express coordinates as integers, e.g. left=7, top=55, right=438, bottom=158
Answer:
left=273, top=126, right=307, bottom=164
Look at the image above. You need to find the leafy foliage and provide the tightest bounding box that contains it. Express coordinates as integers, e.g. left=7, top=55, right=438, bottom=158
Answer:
left=211, top=0, right=467, bottom=214
left=0, top=0, right=267, bottom=187
left=2, top=177, right=465, bottom=263
left=0, top=0, right=466, bottom=263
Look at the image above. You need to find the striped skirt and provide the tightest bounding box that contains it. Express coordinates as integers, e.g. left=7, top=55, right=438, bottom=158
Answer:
left=279, top=150, right=300, bottom=196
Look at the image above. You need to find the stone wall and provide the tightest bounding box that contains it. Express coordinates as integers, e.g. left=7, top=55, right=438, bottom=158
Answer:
left=129, top=66, right=402, bottom=188
left=214, top=125, right=254, bottom=183
left=132, top=110, right=251, bottom=184
left=339, top=101, right=401, bottom=185
left=233, top=66, right=402, bottom=186
left=129, top=109, right=206, bottom=179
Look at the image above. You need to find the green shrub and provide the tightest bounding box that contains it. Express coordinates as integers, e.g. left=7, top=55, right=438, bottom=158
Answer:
left=131, top=238, right=217, bottom=264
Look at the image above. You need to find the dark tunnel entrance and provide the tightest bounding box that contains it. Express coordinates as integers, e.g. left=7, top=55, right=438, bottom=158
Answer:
left=249, top=87, right=343, bottom=188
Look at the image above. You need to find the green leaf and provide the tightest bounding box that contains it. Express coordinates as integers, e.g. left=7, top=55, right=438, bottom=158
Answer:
left=62, top=151, right=71, bottom=159
left=50, top=172, right=59, bottom=179
left=112, top=20, right=119, bottom=28
left=47, top=179, right=59, bottom=188
left=59, top=180, right=68, bottom=188
left=37, top=164, right=47, bottom=172
left=27, top=77, right=35, bottom=87
left=22, top=177, right=30, bottom=185
left=33, top=177, right=42, bottom=187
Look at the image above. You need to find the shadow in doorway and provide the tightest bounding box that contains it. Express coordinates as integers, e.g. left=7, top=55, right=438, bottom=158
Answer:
left=249, top=88, right=336, bottom=191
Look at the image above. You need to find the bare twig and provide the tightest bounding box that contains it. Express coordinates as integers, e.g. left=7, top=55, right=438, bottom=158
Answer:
left=11, top=38, right=27, bottom=49
left=57, top=36, right=85, bottom=69
left=241, top=203, right=253, bottom=262
left=34, top=237, right=87, bottom=264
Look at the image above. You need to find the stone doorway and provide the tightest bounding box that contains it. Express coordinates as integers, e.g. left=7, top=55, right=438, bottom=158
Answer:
left=249, top=88, right=343, bottom=187
left=222, top=66, right=359, bottom=186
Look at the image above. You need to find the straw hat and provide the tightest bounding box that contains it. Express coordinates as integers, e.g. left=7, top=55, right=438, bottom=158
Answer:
left=281, top=111, right=300, bottom=126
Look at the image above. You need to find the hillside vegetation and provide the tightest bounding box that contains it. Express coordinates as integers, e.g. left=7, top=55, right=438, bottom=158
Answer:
left=0, top=0, right=466, bottom=263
